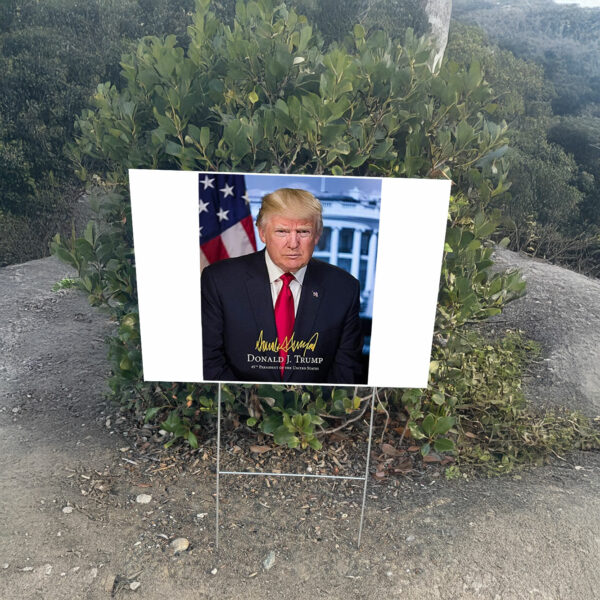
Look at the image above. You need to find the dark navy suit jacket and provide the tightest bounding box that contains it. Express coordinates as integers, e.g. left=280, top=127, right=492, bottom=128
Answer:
left=201, top=250, right=364, bottom=383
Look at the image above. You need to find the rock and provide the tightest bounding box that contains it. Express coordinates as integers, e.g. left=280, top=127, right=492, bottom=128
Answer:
left=89, top=567, right=98, bottom=579
left=130, top=581, right=141, bottom=591
left=263, top=550, right=276, bottom=571
left=136, top=494, right=152, bottom=504
left=406, top=535, right=415, bottom=542
left=210, top=568, right=218, bottom=575
left=2, top=563, right=9, bottom=569
left=170, top=537, right=190, bottom=554
left=103, top=574, right=117, bottom=593
left=44, top=564, right=52, bottom=576
left=21, top=567, right=34, bottom=572
left=62, top=506, right=74, bottom=514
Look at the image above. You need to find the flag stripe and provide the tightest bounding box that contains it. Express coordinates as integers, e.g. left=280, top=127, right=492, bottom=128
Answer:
left=221, top=220, right=256, bottom=257
left=202, top=235, right=230, bottom=264
left=240, top=214, right=257, bottom=243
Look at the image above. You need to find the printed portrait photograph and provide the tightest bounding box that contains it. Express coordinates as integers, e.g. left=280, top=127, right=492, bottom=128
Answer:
left=198, top=173, right=382, bottom=385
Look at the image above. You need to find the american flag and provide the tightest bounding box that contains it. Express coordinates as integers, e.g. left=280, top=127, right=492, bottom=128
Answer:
left=199, top=173, right=257, bottom=270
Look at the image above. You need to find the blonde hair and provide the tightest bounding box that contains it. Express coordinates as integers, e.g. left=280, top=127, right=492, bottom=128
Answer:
left=256, top=188, right=323, bottom=236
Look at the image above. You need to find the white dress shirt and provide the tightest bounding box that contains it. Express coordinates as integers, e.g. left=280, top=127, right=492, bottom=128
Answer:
left=264, top=250, right=307, bottom=315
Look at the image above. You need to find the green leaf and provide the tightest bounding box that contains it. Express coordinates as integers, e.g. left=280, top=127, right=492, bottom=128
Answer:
left=308, top=437, right=322, bottom=451
left=145, top=406, right=163, bottom=422
left=353, top=24, right=365, bottom=39
left=247, top=417, right=258, bottom=427
left=165, top=140, right=182, bottom=156
left=187, top=430, right=198, bottom=449
left=421, top=414, right=435, bottom=437
left=261, top=414, right=282, bottom=434
left=433, top=438, right=455, bottom=453
left=431, top=392, right=445, bottom=406
left=433, top=416, right=455, bottom=436
left=200, top=126, right=210, bottom=148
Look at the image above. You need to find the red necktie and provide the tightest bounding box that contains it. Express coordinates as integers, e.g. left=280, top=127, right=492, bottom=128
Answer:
left=274, top=273, right=295, bottom=378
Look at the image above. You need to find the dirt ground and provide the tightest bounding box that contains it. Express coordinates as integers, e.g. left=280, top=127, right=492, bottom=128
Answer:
left=1, top=253, right=600, bottom=600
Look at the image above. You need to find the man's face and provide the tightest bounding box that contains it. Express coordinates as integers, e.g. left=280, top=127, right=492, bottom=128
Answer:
left=259, top=215, right=320, bottom=273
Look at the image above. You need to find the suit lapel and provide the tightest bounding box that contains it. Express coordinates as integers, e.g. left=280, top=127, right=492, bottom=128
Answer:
left=244, top=251, right=277, bottom=343
left=292, top=260, right=323, bottom=348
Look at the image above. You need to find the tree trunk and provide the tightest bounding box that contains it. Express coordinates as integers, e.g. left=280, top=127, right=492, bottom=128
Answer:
left=422, top=0, right=452, bottom=70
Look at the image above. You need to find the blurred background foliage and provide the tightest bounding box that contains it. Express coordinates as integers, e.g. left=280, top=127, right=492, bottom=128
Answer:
left=451, top=0, right=600, bottom=275
left=0, top=0, right=195, bottom=265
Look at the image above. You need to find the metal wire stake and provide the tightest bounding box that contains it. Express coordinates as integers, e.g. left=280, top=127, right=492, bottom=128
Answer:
left=357, top=386, right=376, bottom=549
left=215, top=382, right=222, bottom=551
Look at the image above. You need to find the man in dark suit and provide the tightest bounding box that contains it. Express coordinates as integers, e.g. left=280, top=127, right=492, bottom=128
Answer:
left=201, top=188, right=364, bottom=384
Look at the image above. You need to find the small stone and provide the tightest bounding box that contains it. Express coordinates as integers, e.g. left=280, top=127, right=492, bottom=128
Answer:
left=44, top=564, right=52, bottom=576
left=170, top=537, right=190, bottom=554
left=130, top=581, right=141, bottom=591
left=89, top=567, right=98, bottom=579
left=103, top=574, right=117, bottom=592
left=105, top=418, right=111, bottom=428
left=196, top=513, right=208, bottom=519
left=21, top=567, right=34, bottom=572
left=158, top=429, right=168, bottom=436
left=263, top=550, right=276, bottom=571
left=386, top=570, right=393, bottom=577
left=136, top=494, right=152, bottom=504
left=2, top=563, right=9, bottom=569
left=405, top=535, right=415, bottom=542
left=62, top=506, right=74, bottom=514
left=12, top=407, right=20, bottom=413
left=119, top=447, right=130, bottom=452
left=210, top=568, right=218, bottom=575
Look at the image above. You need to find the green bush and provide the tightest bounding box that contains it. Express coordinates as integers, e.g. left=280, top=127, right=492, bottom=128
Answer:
left=54, top=0, right=530, bottom=462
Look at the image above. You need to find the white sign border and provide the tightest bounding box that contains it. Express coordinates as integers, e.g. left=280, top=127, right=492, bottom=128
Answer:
left=129, top=169, right=450, bottom=388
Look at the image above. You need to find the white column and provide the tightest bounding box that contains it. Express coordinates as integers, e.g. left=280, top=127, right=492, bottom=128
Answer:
left=351, top=229, right=362, bottom=278
left=366, top=230, right=378, bottom=316
left=330, top=226, right=340, bottom=266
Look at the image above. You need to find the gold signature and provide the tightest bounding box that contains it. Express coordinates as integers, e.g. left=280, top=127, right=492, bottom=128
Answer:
left=255, top=330, right=319, bottom=357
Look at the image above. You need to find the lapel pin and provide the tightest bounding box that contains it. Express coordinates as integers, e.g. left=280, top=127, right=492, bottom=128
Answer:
left=313, top=291, right=319, bottom=298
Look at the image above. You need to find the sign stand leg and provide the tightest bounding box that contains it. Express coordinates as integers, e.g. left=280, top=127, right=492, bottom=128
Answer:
left=215, top=382, right=222, bottom=551
left=357, top=386, right=376, bottom=549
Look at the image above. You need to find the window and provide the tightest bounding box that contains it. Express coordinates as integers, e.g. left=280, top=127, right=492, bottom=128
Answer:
left=338, top=257, right=352, bottom=272
left=339, top=228, right=354, bottom=253
left=317, top=227, right=331, bottom=252
left=361, top=230, right=371, bottom=256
